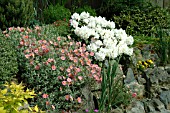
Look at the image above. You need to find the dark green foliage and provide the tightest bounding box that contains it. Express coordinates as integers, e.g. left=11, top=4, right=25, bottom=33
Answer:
left=98, top=0, right=145, bottom=19
left=154, top=28, right=170, bottom=66
left=74, top=5, right=97, bottom=16
left=0, top=32, right=18, bottom=87
left=43, top=4, right=71, bottom=24
left=0, top=0, right=34, bottom=30
left=113, top=3, right=170, bottom=36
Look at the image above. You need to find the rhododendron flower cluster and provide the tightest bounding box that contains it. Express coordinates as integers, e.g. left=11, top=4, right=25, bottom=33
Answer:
left=70, top=12, right=134, bottom=61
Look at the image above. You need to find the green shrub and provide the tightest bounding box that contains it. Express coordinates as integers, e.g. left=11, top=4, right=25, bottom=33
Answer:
left=98, top=0, right=144, bottom=19
left=74, top=5, right=97, bottom=17
left=43, top=4, right=71, bottom=24
left=0, top=0, right=34, bottom=30
left=0, top=33, right=18, bottom=87
left=6, top=25, right=102, bottom=112
left=113, top=3, right=170, bottom=36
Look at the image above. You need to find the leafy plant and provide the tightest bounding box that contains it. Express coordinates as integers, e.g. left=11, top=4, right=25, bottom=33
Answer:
left=74, top=5, right=97, bottom=17
left=5, top=25, right=102, bottom=112
left=0, top=82, right=44, bottom=113
left=154, top=28, right=170, bottom=66
left=0, top=32, right=18, bottom=87
left=43, top=4, right=71, bottom=24
left=98, top=0, right=145, bottom=19
left=0, top=0, right=34, bottom=30
left=100, top=59, right=131, bottom=112
left=113, top=2, right=170, bottom=36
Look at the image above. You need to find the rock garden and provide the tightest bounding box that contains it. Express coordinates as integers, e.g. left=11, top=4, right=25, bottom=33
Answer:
left=0, top=0, right=170, bottom=113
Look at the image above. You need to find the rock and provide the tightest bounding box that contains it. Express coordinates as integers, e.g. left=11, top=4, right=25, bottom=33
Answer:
left=126, top=101, right=145, bottom=113
left=144, top=67, right=170, bottom=98
left=111, top=107, right=123, bottom=113
left=137, top=75, right=146, bottom=84
left=160, top=109, right=170, bottom=113
left=160, top=91, right=170, bottom=109
left=152, top=98, right=165, bottom=111
left=165, top=64, right=170, bottom=74
left=144, top=98, right=166, bottom=112
left=124, top=68, right=137, bottom=84
left=81, top=84, right=95, bottom=111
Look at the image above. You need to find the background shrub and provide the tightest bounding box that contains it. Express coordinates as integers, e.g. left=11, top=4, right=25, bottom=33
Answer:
left=0, top=32, right=18, bottom=87
left=113, top=2, right=170, bottom=36
left=0, top=0, right=34, bottom=30
left=43, top=4, right=71, bottom=24
left=74, top=5, right=97, bottom=16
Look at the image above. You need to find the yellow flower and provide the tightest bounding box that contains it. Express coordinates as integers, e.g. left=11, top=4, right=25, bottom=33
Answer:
left=144, top=62, right=148, bottom=67
left=138, top=61, right=142, bottom=64
left=147, top=59, right=153, bottom=64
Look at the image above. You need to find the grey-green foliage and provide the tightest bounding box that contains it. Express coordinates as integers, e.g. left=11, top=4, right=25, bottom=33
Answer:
left=0, top=0, right=34, bottom=30
left=0, top=32, right=18, bottom=87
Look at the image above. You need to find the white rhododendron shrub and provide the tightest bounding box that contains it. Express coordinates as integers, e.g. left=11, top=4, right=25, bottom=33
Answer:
left=70, top=12, right=134, bottom=61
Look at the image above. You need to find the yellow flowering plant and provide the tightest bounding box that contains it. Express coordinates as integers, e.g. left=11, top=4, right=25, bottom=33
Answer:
left=136, top=59, right=154, bottom=71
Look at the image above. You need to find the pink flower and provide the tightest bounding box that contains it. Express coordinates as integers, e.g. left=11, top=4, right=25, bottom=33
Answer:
left=69, top=56, right=74, bottom=60
left=47, top=58, right=54, bottom=63
left=132, top=92, right=137, bottom=98
left=52, top=65, right=56, bottom=70
left=67, top=35, right=71, bottom=39
left=8, top=27, right=13, bottom=31
left=61, top=49, right=65, bottom=53
left=51, top=105, right=55, bottom=110
left=94, top=109, right=99, bottom=112
left=69, top=42, right=73, bottom=46
left=25, top=54, right=30, bottom=59
left=73, top=58, right=78, bottom=63
left=77, top=97, right=82, bottom=103
left=35, top=65, right=40, bottom=70
left=57, top=37, right=61, bottom=41
left=34, top=48, right=39, bottom=54
left=65, top=95, right=70, bottom=101
left=62, top=81, right=67, bottom=86
left=61, top=56, right=66, bottom=60
left=66, top=68, right=71, bottom=73
left=42, top=94, right=48, bottom=98
left=46, top=101, right=50, bottom=105
left=57, top=76, right=62, bottom=80
left=67, top=78, right=72, bottom=83
left=75, top=67, right=81, bottom=73
left=20, top=40, right=24, bottom=45
left=90, top=52, right=94, bottom=56
left=78, top=76, right=83, bottom=81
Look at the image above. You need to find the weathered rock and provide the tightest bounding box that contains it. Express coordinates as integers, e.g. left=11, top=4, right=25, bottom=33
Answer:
left=152, top=98, right=165, bottom=111
left=160, top=90, right=170, bottom=109
left=126, top=101, right=145, bottom=113
left=124, top=68, right=137, bottom=84
left=80, top=84, right=95, bottom=112
left=165, top=64, right=170, bottom=74
left=111, top=107, right=123, bottom=113
left=144, top=67, right=170, bottom=98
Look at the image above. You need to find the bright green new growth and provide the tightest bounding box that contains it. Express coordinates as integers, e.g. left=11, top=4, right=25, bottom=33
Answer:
left=0, top=82, right=41, bottom=113
left=0, top=0, right=34, bottom=30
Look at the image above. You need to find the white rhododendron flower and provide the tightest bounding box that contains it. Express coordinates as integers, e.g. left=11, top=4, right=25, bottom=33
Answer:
left=71, top=13, right=80, bottom=21
left=70, top=12, right=134, bottom=61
